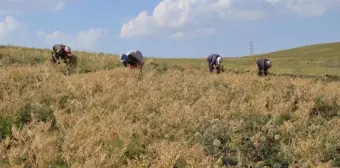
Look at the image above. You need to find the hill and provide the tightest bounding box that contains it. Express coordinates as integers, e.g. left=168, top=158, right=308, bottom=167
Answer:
left=226, top=42, right=340, bottom=76
left=0, top=43, right=339, bottom=168
left=148, top=42, right=340, bottom=76
left=243, top=42, right=340, bottom=59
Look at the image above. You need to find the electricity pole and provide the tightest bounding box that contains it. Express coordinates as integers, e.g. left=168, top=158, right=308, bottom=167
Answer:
left=250, top=41, right=253, bottom=55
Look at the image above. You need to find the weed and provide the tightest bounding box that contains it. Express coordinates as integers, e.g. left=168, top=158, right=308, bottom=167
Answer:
left=49, top=156, right=69, bottom=168
left=15, top=103, right=56, bottom=130
left=123, top=134, right=147, bottom=160
left=0, top=116, right=12, bottom=141
left=310, top=96, right=339, bottom=120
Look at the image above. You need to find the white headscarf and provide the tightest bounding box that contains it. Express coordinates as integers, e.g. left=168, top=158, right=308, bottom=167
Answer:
left=216, top=57, right=223, bottom=65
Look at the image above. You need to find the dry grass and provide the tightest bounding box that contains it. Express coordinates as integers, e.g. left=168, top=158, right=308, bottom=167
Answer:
left=0, top=44, right=340, bottom=168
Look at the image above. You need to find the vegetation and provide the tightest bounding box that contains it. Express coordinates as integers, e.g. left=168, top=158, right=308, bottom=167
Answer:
left=0, top=42, right=339, bottom=168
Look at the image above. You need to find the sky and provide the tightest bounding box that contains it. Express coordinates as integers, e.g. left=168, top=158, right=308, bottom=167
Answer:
left=0, top=0, right=340, bottom=58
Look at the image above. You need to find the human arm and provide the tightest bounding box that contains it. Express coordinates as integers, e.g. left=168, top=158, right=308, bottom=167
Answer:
left=120, top=54, right=129, bottom=67
left=262, top=60, right=269, bottom=76
left=121, top=61, right=128, bottom=67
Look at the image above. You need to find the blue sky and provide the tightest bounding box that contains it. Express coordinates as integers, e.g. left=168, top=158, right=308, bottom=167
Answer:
left=0, top=0, right=339, bottom=58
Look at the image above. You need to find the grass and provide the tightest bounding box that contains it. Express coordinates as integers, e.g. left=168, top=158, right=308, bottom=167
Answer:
left=0, top=42, right=339, bottom=168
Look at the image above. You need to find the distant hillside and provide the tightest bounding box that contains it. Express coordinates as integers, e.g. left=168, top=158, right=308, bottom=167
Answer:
left=1, top=42, right=340, bottom=76
left=243, top=42, right=340, bottom=59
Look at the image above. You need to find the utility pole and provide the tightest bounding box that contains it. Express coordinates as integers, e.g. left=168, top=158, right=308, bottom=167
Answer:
left=250, top=41, right=253, bottom=55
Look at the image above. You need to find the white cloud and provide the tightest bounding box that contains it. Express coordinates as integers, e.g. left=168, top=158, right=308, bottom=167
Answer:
left=55, top=2, right=65, bottom=11
left=0, top=16, right=41, bottom=47
left=0, top=15, right=107, bottom=51
left=0, top=16, right=20, bottom=42
left=120, top=0, right=340, bottom=39
left=166, top=28, right=216, bottom=39
left=284, top=0, right=340, bottom=16
left=37, top=28, right=108, bottom=51
left=264, top=0, right=340, bottom=16
left=0, top=2, right=108, bottom=51
left=0, top=0, right=72, bottom=15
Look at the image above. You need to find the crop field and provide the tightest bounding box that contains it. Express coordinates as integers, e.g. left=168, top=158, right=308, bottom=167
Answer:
left=0, top=42, right=339, bottom=168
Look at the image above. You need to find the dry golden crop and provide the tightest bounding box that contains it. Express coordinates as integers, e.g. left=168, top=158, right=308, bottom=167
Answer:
left=0, top=43, right=339, bottom=168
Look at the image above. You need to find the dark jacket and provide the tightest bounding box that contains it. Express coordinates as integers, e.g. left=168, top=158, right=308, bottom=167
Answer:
left=256, top=58, right=271, bottom=76
left=206, top=54, right=221, bottom=73
left=52, top=44, right=67, bottom=59
left=206, top=54, right=220, bottom=64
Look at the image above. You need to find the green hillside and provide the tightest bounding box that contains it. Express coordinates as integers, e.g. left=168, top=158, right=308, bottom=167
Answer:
left=221, top=42, right=340, bottom=75
left=150, top=42, right=340, bottom=76
left=244, top=42, right=340, bottom=59
left=1, top=42, right=340, bottom=76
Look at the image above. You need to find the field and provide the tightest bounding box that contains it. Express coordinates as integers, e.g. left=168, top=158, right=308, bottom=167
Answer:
left=0, top=42, right=339, bottom=168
